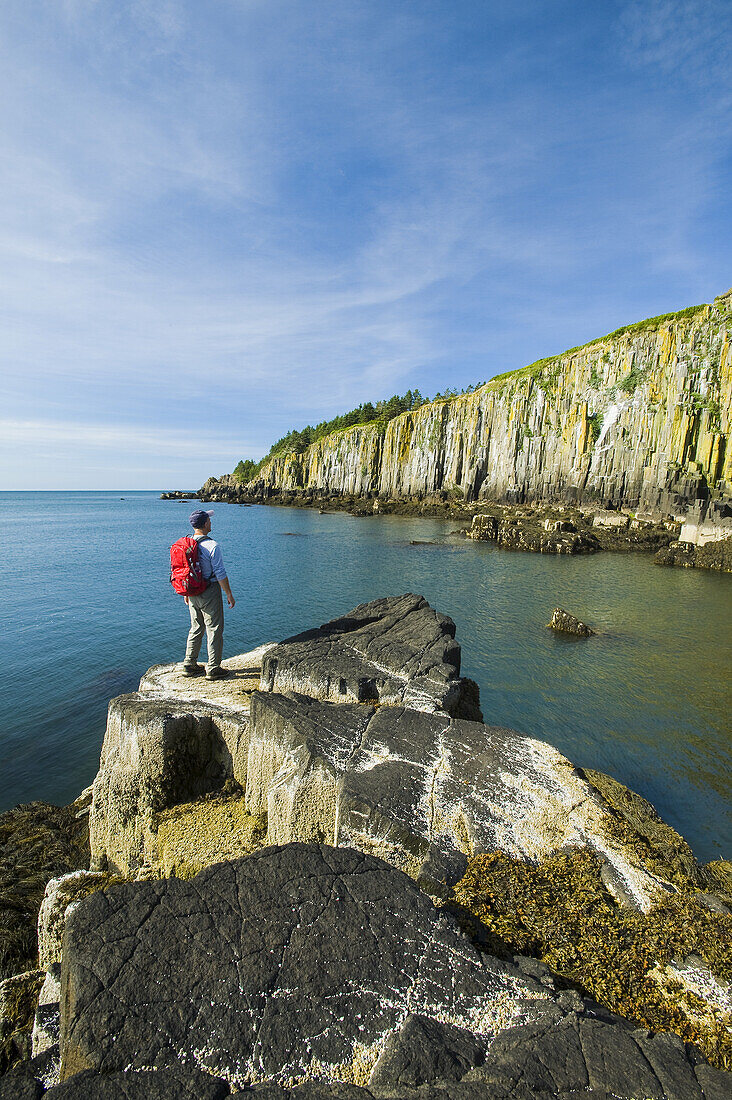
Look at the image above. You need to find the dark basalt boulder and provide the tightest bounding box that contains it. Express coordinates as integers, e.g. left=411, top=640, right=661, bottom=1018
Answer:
left=368, top=1015, right=486, bottom=1088
left=56, top=844, right=731, bottom=1098
left=42, top=1067, right=230, bottom=1097
left=259, top=594, right=482, bottom=720
left=59, top=844, right=549, bottom=1087
left=0, top=1071, right=44, bottom=1099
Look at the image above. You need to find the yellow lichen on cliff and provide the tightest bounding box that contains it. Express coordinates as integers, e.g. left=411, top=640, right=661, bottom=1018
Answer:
left=251, top=293, right=732, bottom=502
left=396, top=412, right=414, bottom=465
left=659, top=325, right=676, bottom=370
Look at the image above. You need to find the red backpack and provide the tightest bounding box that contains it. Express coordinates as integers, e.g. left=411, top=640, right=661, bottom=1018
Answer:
left=170, top=536, right=208, bottom=596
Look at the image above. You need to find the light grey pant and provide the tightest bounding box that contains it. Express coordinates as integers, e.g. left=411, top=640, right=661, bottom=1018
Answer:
left=184, top=582, right=224, bottom=671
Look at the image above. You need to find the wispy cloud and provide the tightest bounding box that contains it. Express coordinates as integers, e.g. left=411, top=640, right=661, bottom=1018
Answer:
left=618, top=0, right=732, bottom=86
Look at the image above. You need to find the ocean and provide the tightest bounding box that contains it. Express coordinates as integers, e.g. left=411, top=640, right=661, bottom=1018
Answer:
left=1, top=490, right=730, bottom=862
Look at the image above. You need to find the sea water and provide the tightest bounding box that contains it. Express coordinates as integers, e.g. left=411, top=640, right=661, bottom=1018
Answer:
left=1, top=491, right=730, bottom=862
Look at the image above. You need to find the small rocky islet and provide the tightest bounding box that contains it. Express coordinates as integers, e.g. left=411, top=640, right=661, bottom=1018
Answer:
left=1, top=594, right=730, bottom=1098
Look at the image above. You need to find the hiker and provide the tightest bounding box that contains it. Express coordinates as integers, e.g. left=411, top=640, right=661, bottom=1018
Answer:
left=177, top=508, right=235, bottom=680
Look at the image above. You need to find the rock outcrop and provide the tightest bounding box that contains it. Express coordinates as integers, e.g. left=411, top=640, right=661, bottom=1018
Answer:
left=548, top=609, right=595, bottom=636
left=89, top=595, right=685, bottom=908
left=244, top=690, right=684, bottom=908
left=259, top=594, right=482, bottom=718
left=5, top=595, right=731, bottom=1095
left=655, top=534, right=732, bottom=572
left=466, top=511, right=600, bottom=553
left=211, top=291, right=732, bottom=513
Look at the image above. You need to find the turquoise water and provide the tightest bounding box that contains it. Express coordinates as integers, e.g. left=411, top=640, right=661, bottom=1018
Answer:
left=1, top=491, right=730, bottom=862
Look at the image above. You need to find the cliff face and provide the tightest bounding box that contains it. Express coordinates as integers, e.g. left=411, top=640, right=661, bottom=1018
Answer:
left=251, top=291, right=732, bottom=510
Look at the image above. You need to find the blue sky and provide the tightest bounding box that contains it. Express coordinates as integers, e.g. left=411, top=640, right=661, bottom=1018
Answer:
left=2, top=0, right=730, bottom=489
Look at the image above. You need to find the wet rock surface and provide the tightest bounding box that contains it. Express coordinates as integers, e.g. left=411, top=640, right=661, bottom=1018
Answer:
left=656, top=536, right=732, bottom=573
left=0, top=970, right=44, bottom=1073
left=0, top=801, right=89, bottom=982
left=466, top=512, right=600, bottom=554
left=259, top=594, right=482, bottom=719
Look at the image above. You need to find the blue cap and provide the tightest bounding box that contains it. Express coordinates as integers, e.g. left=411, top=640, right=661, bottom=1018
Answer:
left=189, top=508, right=214, bottom=528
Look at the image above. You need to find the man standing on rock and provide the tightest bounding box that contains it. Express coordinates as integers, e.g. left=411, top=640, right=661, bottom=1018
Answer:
left=181, top=509, right=235, bottom=680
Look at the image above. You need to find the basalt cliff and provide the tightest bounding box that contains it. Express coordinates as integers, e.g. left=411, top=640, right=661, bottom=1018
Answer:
left=204, top=291, right=732, bottom=517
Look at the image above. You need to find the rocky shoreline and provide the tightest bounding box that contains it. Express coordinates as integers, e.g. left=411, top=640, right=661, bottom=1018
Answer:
left=1, top=595, right=730, bottom=1098
left=163, top=479, right=732, bottom=569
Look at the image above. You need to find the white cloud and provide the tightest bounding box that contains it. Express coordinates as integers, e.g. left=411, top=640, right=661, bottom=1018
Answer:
left=0, top=2, right=729, bottom=487
left=0, top=417, right=248, bottom=458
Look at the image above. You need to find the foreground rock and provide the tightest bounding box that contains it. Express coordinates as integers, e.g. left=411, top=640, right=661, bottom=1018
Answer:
left=60, top=845, right=534, bottom=1084
left=89, top=648, right=269, bottom=875
left=0, top=592, right=709, bottom=1093
left=57, top=844, right=730, bottom=1098
left=245, top=691, right=684, bottom=906
left=90, top=598, right=692, bottom=910
left=259, top=594, right=482, bottom=719
left=0, top=799, right=90, bottom=1073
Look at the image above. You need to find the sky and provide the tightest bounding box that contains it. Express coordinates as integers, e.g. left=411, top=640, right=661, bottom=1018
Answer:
left=1, top=0, right=730, bottom=489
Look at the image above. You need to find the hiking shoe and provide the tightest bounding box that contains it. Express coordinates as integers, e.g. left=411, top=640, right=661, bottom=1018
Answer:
left=206, top=666, right=233, bottom=681
left=181, top=663, right=205, bottom=677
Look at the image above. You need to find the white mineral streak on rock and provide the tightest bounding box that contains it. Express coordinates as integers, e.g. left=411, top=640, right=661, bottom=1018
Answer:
left=592, top=401, right=622, bottom=453
left=356, top=742, right=415, bottom=772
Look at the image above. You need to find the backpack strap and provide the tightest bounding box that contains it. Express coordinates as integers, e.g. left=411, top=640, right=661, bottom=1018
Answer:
left=193, top=533, right=213, bottom=584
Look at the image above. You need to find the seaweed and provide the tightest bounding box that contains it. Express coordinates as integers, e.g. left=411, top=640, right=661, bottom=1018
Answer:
left=453, top=848, right=732, bottom=1070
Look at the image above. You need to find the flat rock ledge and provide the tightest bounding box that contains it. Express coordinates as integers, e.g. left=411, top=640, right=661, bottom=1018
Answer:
left=90, top=596, right=683, bottom=913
